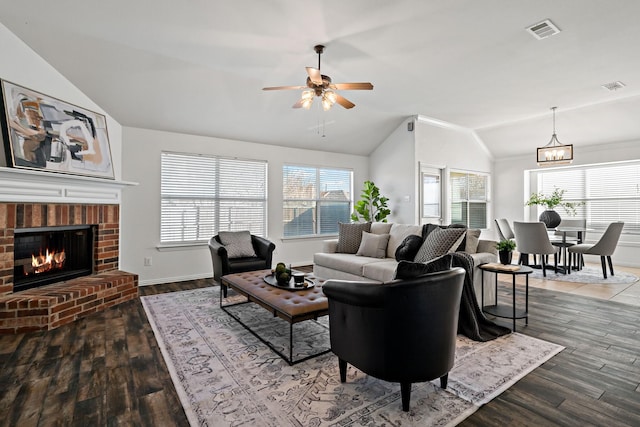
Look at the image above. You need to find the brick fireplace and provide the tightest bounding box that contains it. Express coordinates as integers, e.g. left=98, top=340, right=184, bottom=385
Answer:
left=0, top=202, right=138, bottom=333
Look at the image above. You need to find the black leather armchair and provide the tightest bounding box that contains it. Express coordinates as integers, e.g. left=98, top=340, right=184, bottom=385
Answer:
left=208, top=234, right=276, bottom=296
left=322, top=267, right=465, bottom=412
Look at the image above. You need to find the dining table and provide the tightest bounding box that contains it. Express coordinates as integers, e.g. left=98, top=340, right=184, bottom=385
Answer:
left=552, top=225, right=593, bottom=273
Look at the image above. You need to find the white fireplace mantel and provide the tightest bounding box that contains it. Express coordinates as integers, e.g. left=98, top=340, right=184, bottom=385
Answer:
left=0, top=167, right=137, bottom=205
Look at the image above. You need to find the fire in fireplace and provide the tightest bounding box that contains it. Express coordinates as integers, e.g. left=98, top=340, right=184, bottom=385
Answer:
left=13, top=225, right=95, bottom=292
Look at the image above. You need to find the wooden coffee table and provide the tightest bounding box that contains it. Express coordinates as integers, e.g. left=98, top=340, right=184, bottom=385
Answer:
left=220, top=269, right=330, bottom=365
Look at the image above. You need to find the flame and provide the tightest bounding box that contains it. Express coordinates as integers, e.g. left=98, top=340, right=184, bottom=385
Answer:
left=30, top=248, right=66, bottom=274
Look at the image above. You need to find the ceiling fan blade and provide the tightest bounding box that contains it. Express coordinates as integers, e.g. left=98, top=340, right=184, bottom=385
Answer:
left=335, top=94, right=355, bottom=109
left=332, top=82, right=374, bottom=90
left=306, top=67, right=323, bottom=85
left=263, top=85, right=306, bottom=91
left=292, top=99, right=304, bottom=108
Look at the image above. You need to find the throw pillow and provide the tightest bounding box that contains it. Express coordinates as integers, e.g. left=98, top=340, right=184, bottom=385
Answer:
left=218, top=231, right=256, bottom=258
left=370, top=222, right=393, bottom=235
left=394, top=234, right=424, bottom=261
left=395, top=253, right=453, bottom=279
left=413, top=227, right=466, bottom=263
left=336, top=222, right=371, bottom=254
left=465, top=228, right=481, bottom=253
left=356, top=232, right=390, bottom=258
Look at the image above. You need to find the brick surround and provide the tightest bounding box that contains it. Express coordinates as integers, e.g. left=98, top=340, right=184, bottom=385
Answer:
left=0, top=202, right=138, bottom=334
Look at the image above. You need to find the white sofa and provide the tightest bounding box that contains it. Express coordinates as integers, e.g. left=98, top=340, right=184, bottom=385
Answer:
left=313, top=223, right=497, bottom=305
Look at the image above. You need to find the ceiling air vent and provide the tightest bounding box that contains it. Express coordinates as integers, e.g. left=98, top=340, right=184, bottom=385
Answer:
left=526, top=19, right=561, bottom=40
left=602, top=81, right=626, bottom=91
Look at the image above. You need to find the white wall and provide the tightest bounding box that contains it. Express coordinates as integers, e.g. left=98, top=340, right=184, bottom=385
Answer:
left=494, top=140, right=640, bottom=267
left=369, top=119, right=416, bottom=224
left=413, top=117, right=494, bottom=232
left=0, top=23, right=122, bottom=178
left=120, top=127, right=369, bottom=285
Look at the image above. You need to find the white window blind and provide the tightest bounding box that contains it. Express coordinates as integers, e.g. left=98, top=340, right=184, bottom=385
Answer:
left=536, top=161, right=639, bottom=233
left=161, top=152, right=267, bottom=243
left=450, top=171, right=489, bottom=229
left=283, top=165, right=352, bottom=237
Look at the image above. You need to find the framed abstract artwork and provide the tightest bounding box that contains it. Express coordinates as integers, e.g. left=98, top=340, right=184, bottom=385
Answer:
left=0, top=79, right=114, bottom=179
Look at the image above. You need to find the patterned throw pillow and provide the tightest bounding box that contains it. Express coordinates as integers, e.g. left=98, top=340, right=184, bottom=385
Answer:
left=356, top=232, right=390, bottom=258
left=218, top=231, right=256, bottom=258
left=395, top=253, right=453, bottom=279
left=413, top=227, right=466, bottom=263
left=336, top=222, right=371, bottom=254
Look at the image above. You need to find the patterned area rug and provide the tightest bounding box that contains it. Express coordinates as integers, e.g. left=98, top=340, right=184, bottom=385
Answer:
left=141, top=287, right=564, bottom=426
left=529, top=266, right=638, bottom=284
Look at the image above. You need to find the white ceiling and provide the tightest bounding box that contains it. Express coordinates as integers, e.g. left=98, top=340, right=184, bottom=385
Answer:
left=2, top=0, right=640, bottom=158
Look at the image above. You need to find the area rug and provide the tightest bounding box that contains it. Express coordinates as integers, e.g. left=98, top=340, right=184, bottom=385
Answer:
left=141, top=287, right=564, bottom=427
left=529, top=266, right=638, bottom=284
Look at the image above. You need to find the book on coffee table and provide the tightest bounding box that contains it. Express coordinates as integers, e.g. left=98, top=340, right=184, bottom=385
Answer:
left=481, top=262, right=521, bottom=272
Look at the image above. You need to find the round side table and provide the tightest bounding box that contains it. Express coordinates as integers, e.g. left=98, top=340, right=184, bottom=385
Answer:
left=479, top=263, right=533, bottom=332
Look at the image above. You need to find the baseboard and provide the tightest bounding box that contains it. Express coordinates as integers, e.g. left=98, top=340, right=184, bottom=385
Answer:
left=139, top=273, right=212, bottom=287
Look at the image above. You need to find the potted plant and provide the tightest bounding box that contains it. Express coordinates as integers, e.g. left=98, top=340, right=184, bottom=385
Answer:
left=525, top=187, right=582, bottom=228
left=351, top=180, right=391, bottom=223
left=496, top=239, right=516, bottom=265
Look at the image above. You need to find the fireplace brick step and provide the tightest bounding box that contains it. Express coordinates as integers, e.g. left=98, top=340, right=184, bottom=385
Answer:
left=0, top=270, right=138, bottom=334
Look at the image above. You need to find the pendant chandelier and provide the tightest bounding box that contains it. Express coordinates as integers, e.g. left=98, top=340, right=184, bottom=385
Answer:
left=537, top=107, right=573, bottom=166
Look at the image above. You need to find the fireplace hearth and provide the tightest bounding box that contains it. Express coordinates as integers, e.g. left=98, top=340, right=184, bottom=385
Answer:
left=13, top=225, right=95, bottom=292
left=0, top=202, right=138, bottom=334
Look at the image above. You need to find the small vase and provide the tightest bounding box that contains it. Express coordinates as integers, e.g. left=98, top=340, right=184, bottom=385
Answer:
left=539, top=209, right=561, bottom=229
left=499, top=250, right=513, bottom=265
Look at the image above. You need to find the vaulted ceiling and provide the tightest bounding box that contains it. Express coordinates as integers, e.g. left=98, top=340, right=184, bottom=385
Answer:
left=2, top=0, right=639, bottom=158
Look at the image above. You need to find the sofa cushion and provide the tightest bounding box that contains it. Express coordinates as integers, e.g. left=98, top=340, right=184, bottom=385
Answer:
left=356, top=231, right=390, bottom=258
left=218, top=231, right=256, bottom=258
left=395, top=253, right=453, bottom=279
left=413, top=227, right=466, bottom=263
left=394, top=234, right=424, bottom=261
left=370, top=222, right=393, bottom=235
left=314, top=252, right=382, bottom=277
left=387, top=224, right=423, bottom=258
left=362, top=260, right=399, bottom=283
left=336, top=222, right=371, bottom=254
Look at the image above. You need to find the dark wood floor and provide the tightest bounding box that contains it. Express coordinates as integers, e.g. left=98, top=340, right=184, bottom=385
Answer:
left=1, top=272, right=639, bottom=426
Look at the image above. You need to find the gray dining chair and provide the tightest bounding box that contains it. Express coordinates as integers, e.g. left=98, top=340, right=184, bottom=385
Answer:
left=552, top=218, right=587, bottom=270
left=568, top=222, right=624, bottom=279
left=513, top=221, right=559, bottom=277
left=495, top=218, right=515, bottom=241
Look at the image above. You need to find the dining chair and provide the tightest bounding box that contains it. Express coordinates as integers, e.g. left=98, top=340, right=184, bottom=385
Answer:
left=553, top=218, right=587, bottom=270
left=567, top=222, right=624, bottom=279
left=495, top=218, right=515, bottom=241
left=513, top=221, right=559, bottom=277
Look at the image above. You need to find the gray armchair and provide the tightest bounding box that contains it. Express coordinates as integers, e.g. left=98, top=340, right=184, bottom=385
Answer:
left=208, top=233, right=275, bottom=296
left=322, top=267, right=465, bottom=412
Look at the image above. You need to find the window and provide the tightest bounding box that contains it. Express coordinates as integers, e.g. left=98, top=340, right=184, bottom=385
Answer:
left=161, top=152, right=267, bottom=243
left=283, top=165, right=352, bottom=237
left=450, top=170, right=489, bottom=228
left=533, top=160, right=640, bottom=234
left=421, top=167, right=442, bottom=220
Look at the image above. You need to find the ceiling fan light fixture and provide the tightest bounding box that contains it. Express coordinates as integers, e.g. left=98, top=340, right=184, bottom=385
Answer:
left=321, top=90, right=337, bottom=111
left=537, top=107, right=573, bottom=166
left=300, top=89, right=314, bottom=109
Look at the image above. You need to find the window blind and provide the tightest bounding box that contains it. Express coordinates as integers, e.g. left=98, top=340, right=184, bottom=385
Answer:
left=450, top=171, right=489, bottom=228
left=283, top=165, right=352, bottom=237
left=536, top=161, right=640, bottom=234
left=161, top=152, right=267, bottom=243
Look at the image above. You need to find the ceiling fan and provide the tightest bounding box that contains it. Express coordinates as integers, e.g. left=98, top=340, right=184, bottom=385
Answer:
left=262, top=45, right=373, bottom=110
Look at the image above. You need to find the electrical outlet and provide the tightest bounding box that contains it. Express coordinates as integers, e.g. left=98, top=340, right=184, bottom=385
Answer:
left=144, top=257, right=152, bottom=266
